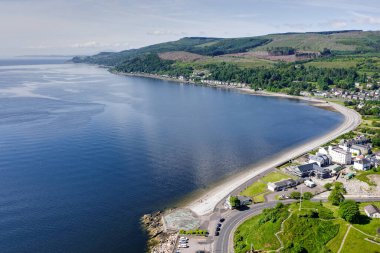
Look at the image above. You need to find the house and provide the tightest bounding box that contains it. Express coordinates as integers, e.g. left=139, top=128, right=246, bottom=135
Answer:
left=309, top=153, right=331, bottom=167
left=304, top=180, right=316, bottom=188
left=292, top=163, right=330, bottom=179
left=267, top=179, right=297, bottom=192
left=329, top=146, right=352, bottom=165
left=354, top=158, right=371, bottom=171
left=225, top=195, right=252, bottom=209
left=364, top=205, right=380, bottom=218
left=375, top=151, right=380, bottom=160
left=350, top=144, right=370, bottom=156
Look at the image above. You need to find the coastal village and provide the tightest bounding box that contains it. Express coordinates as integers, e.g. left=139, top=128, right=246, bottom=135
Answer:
left=143, top=71, right=380, bottom=253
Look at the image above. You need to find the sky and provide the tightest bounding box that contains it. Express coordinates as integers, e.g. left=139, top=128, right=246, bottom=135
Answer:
left=1, top=0, right=380, bottom=57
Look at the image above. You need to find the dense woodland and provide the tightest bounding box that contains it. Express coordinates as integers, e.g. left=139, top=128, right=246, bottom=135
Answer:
left=114, top=53, right=361, bottom=95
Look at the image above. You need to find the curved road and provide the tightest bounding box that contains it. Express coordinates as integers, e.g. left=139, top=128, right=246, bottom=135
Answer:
left=214, top=198, right=380, bottom=253
left=214, top=200, right=295, bottom=253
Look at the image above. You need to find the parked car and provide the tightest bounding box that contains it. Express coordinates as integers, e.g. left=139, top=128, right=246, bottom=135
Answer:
left=219, top=218, right=225, bottom=222
left=214, top=231, right=219, bottom=236
left=217, top=223, right=222, bottom=227
left=216, top=227, right=220, bottom=231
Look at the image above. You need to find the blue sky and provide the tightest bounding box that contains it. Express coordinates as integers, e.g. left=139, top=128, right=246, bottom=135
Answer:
left=1, top=0, right=380, bottom=56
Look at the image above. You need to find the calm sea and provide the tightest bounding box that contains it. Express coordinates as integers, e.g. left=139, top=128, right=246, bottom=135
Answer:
left=0, top=59, right=343, bottom=252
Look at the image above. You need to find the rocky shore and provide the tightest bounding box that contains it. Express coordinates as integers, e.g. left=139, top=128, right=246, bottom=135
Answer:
left=141, top=211, right=178, bottom=253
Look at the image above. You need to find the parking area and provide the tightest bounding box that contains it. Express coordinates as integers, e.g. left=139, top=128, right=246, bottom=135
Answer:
left=175, top=236, right=211, bottom=253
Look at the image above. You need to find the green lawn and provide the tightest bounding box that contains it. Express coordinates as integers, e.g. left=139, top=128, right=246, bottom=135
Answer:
left=326, top=220, right=350, bottom=253
left=240, top=181, right=267, bottom=197
left=353, top=202, right=380, bottom=236
left=234, top=204, right=289, bottom=252
left=261, top=171, right=295, bottom=183
left=240, top=171, right=294, bottom=201
left=341, top=228, right=380, bottom=253
left=356, top=170, right=380, bottom=186
left=280, top=214, right=339, bottom=253
left=235, top=201, right=380, bottom=253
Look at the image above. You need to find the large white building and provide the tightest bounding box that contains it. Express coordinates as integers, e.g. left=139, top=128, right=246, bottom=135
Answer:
left=328, top=146, right=352, bottom=165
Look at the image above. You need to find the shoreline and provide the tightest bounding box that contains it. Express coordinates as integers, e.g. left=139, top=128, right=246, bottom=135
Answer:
left=113, top=71, right=362, bottom=216
left=186, top=98, right=361, bottom=216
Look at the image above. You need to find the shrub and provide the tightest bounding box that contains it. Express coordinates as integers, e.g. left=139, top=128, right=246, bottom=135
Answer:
left=303, top=192, right=313, bottom=200
left=290, top=191, right=301, bottom=199
left=324, top=183, right=333, bottom=190
left=339, top=200, right=360, bottom=223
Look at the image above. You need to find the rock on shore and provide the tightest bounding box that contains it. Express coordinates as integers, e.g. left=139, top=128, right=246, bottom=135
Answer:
left=141, top=211, right=177, bottom=253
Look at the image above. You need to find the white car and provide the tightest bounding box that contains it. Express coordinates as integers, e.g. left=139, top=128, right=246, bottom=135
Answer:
left=178, top=244, right=188, bottom=248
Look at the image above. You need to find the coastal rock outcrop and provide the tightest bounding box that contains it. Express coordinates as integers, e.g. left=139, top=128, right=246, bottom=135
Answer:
left=141, top=211, right=177, bottom=253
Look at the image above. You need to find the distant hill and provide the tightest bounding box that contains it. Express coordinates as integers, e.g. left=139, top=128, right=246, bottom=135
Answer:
left=73, top=30, right=380, bottom=66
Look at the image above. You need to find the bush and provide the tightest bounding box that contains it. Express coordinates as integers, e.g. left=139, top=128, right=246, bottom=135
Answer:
left=303, top=192, right=313, bottom=200
left=290, top=191, right=301, bottom=199
left=324, top=183, right=333, bottom=191
left=298, top=209, right=318, bottom=218
left=339, top=200, right=360, bottom=223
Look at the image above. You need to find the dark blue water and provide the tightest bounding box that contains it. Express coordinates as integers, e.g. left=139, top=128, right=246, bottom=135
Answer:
left=0, top=60, right=343, bottom=253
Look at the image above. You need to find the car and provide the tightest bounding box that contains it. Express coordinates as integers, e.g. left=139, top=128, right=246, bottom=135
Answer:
left=217, top=223, right=222, bottom=227
left=180, top=236, right=188, bottom=240
left=214, top=231, right=219, bottom=236
left=178, top=244, right=188, bottom=248
left=216, top=227, right=220, bottom=231
left=219, top=218, right=225, bottom=222
left=179, top=240, right=187, bottom=244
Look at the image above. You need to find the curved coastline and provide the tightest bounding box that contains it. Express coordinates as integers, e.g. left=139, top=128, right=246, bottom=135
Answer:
left=112, top=71, right=362, bottom=216
left=187, top=96, right=361, bottom=215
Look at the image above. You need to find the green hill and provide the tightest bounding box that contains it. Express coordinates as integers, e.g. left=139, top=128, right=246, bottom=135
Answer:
left=72, top=30, right=380, bottom=66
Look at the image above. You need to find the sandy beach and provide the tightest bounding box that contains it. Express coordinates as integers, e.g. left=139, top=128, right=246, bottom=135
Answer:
left=186, top=96, right=361, bottom=216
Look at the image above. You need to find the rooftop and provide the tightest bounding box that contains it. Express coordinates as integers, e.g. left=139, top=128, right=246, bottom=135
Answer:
left=364, top=204, right=380, bottom=215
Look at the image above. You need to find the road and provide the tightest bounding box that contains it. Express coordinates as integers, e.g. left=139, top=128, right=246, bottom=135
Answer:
left=214, top=200, right=295, bottom=253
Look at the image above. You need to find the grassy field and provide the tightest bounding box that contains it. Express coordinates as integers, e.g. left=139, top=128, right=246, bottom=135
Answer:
left=354, top=202, right=380, bottom=236
left=326, top=220, right=350, bottom=253
left=235, top=200, right=380, bottom=253
left=240, top=171, right=294, bottom=202
left=355, top=169, right=380, bottom=186
left=234, top=204, right=289, bottom=252
left=340, top=228, right=380, bottom=253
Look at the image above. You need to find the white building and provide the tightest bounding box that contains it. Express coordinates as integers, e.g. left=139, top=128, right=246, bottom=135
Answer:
left=309, top=153, right=331, bottom=167
left=364, top=205, right=380, bottom=218
left=328, top=146, right=352, bottom=165
left=304, top=180, right=316, bottom=188
left=350, top=144, right=370, bottom=156
left=354, top=158, right=371, bottom=171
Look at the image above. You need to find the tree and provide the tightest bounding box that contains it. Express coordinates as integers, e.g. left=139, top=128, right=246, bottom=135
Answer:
left=230, top=196, right=240, bottom=208
left=339, top=200, right=360, bottom=223
left=303, top=192, right=313, bottom=200
left=290, top=191, right=301, bottom=199
left=328, top=189, right=345, bottom=206
left=324, top=183, right=333, bottom=191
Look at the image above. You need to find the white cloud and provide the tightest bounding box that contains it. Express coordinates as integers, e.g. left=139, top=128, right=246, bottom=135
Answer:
left=146, top=30, right=187, bottom=36
left=352, top=12, right=380, bottom=25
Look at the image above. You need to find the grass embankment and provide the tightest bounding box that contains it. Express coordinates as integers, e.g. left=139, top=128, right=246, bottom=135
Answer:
left=234, top=203, right=288, bottom=252
left=240, top=171, right=295, bottom=203
left=234, top=201, right=380, bottom=253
